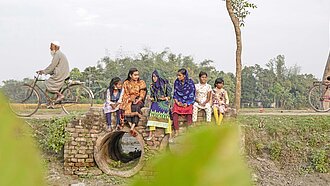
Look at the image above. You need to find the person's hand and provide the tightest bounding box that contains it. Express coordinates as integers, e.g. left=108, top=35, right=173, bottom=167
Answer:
left=133, top=98, right=142, bottom=105
left=110, top=104, right=116, bottom=109
left=128, top=97, right=133, bottom=103
left=183, top=103, right=187, bottom=107
left=159, top=97, right=168, bottom=101
left=36, top=70, right=44, bottom=75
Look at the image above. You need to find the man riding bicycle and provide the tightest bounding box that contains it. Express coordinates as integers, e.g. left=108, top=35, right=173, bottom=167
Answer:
left=36, top=41, right=70, bottom=106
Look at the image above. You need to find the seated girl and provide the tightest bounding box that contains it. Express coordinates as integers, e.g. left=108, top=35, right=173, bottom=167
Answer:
left=121, top=68, right=147, bottom=137
left=103, top=77, right=123, bottom=131
left=146, top=70, right=172, bottom=141
left=193, top=71, right=212, bottom=123
left=172, top=68, right=196, bottom=136
left=212, top=78, right=229, bottom=125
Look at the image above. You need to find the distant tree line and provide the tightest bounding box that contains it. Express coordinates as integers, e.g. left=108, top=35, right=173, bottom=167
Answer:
left=1, top=50, right=317, bottom=109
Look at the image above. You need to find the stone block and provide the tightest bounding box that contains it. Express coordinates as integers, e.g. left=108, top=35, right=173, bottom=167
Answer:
left=86, top=150, right=93, bottom=154
left=77, top=159, right=85, bottom=163
left=75, top=138, right=86, bottom=142
left=65, top=154, right=74, bottom=158
left=70, top=141, right=78, bottom=146
left=86, top=158, right=94, bottom=163
left=90, top=133, right=99, bottom=138
left=76, top=129, right=87, bottom=133
left=88, top=146, right=94, bottom=150
left=78, top=146, right=87, bottom=150
left=75, top=154, right=88, bottom=158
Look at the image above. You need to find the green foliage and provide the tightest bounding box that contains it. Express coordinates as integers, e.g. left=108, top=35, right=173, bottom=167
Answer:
left=310, top=149, right=328, bottom=173
left=131, top=124, right=252, bottom=186
left=255, top=142, right=264, bottom=155
left=230, top=0, right=257, bottom=27
left=40, top=116, right=73, bottom=153
left=0, top=92, right=45, bottom=186
left=110, top=161, right=123, bottom=168
left=70, top=67, right=83, bottom=80
left=241, top=115, right=330, bottom=174
left=268, top=141, right=282, bottom=160
left=241, top=55, right=316, bottom=109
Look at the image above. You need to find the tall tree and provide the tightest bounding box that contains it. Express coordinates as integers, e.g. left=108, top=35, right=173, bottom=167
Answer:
left=225, top=0, right=256, bottom=112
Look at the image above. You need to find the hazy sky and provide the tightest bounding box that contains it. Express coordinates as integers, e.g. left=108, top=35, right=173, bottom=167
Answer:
left=0, top=0, right=329, bottom=84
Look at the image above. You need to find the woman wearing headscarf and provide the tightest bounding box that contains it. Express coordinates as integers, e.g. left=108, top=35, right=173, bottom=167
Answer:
left=121, top=68, right=147, bottom=137
left=146, top=70, right=172, bottom=141
left=172, top=68, right=196, bottom=136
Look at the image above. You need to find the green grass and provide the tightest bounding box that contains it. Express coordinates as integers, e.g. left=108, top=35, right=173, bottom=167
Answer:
left=240, top=115, right=330, bottom=173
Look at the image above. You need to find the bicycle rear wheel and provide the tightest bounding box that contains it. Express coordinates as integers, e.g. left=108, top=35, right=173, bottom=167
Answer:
left=308, top=84, right=330, bottom=112
left=61, top=84, right=93, bottom=114
left=4, top=84, right=41, bottom=117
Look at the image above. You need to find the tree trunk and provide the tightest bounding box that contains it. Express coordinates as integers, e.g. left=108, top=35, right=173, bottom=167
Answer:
left=226, top=0, right=242, bottom=112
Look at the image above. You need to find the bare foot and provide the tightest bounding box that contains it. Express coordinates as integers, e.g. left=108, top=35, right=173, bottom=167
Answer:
left=55, top=94, right=65, bottom=102
left=146, top=136, right=153, bottom=141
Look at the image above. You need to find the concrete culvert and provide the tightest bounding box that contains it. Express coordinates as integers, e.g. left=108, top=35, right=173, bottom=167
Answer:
left=94, top=127, right=145, bottom=177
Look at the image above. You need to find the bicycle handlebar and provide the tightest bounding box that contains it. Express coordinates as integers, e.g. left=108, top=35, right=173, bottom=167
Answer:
left=34, top=73, right=47, bottom=82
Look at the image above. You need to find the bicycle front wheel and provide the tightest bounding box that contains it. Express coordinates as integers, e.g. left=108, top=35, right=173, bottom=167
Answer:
left=4, top=84, right=41, bottom=117
left=61, top=84, right=93, bottom=114
left=308, top=84, right=330, bottom=112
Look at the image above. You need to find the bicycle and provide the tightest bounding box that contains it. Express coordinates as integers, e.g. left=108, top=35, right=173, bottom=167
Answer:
left=4, top=73, right=94, bottom=117
left=308, top=76, right=330, bottom=112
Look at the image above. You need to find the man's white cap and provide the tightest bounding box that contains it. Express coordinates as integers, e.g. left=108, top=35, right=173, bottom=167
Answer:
left=51, top=41, right=61, bottom=47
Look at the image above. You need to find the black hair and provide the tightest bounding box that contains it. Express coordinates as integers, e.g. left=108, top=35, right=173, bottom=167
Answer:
left=126, top=68, right=139, bottom=81
left=107, top=77, right=121, bottom=97
left=177, top=68, right=187, bottom=75
left=214, top=77, right=224, bottom=87
left=199, top=71, right=208, bottom=78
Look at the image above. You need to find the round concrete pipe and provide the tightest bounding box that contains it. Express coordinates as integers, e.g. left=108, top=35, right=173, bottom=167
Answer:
left=94, top=127, right=145, bottom=177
